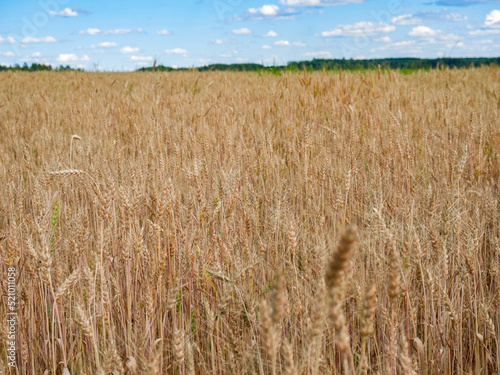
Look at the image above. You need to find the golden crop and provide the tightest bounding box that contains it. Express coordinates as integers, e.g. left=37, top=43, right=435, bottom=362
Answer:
left=0, top=67, right=499, bottom=374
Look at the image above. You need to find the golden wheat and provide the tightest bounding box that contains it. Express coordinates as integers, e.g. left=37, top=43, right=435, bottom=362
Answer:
left=0, top=67, right=499, bottom=373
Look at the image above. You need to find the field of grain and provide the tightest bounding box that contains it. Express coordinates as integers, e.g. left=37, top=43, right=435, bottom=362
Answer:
left=0, top=67, right=499, bottom=374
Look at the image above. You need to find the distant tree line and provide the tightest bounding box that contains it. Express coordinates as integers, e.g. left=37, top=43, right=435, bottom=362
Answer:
left=0, top=63, right=83, bottom=72
left=2, top=57, right=498, bottom=73
left=286, top=57, right=500, bottom=71
left=137, top=57, right=500, bottom=72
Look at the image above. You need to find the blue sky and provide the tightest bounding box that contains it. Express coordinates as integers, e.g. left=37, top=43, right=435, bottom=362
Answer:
left=0, top=0, right=499, bottom=70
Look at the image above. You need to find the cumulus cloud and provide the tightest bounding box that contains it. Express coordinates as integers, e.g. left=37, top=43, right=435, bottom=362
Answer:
left=214, top=39, right=224, bottom=44
left=445, top=12, right=468, bottom=22
left=274, top=40, right=290, bottom=46
left=157, top=29, right=171, bottom=35
left=469, top=28, right=500, bottom=35
left=232, top=28, right=252, bottom=35
left=262, top=45, right=272, bottom=49
left=447, top=41, right=465, bottom=48
left=79, top=28, right=101, bottom=35
left=91, top=42, right=117, bottom=48
left=264, top=30, right=278, bottom=37
left=371, top=40, right=416, bottom=51
left=79, top=28, right=138, bottom=35
left=0, top=51, right=15, bottom=57
left=249, top=5, right=279, bottom=16
left=280, top=0, right=362, bottom=5
left=57, top=54, right=79, bottom=62
left=56, top=54, right=89, bottom=63
left=130, top=56, right=153, bottom=61
left=304, top=51, right=332, bottom=58
left=165, top=48, right=188, bottom=54
left=485, top=9, right=500, bottom=27
left=22, top=36, right=57, bottom=43
left=246, top=5, right=297, bottom=19
left=321, top=22, right=395, bottom=37
left=49, top=7, right=78, bottom=17
left=293, top=41, right=307, bottom=47
left=235, top=57, right=249, bottom=62
left=105, top=29, right=133, bottom=35
left=32, top=52, right=42, bottom=57
left=391, top=14, right=423, bottom=25
left=408, top=26, right=437, bottom=37
left=375, top=36, right=392, bottom=43
left=408, top=25, right=458, bottom=41
left=120, top=46, right=139, bottom=54
left=435, top=0, right=499, bottom=6
left=0, top=35, right=17, bottom=44
left=220, top=49, right=239, bottom=58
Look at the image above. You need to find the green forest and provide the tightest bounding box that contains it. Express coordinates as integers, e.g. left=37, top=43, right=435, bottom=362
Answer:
left=138, top=57, right=500, bottom=72
left=0, top=63, right=82, bottom=72
left=1, top=57, right=499, bottom=73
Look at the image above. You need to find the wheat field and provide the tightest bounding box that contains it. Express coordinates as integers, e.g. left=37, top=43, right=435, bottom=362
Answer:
left=0, top=67, right=499, bottom=374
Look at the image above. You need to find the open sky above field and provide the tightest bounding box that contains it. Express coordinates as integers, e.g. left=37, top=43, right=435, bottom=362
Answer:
left=0, top=0, right=499, bottom=70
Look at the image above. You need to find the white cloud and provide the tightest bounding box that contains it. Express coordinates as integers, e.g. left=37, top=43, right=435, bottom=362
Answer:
left=391, top=14, right=422, bottom=25
left=130, top=56, right=153, bottom=61
left=293, top=41, right=307, bottom=47
left=92, top=42, right=117, bottom=48
left=157, top=29, right=170, bottom=35
left=105, top=29, right=132, bottom=35
left=235, top=57, right=249, bottom=62
left=79, top=28, right=101, bottom=35
left=246, top=5, right=297, bottom=19
left=0, top=51, right=15, bottom=57
left=375, top=36, right=392, bottom=43
left=56, top=54, right=90, bottom=63
left=264, top=30, right=278, bottom=37
left=262, top=45, right=272, bottom=49
left=304, top=51, right=332, bottom=58
left=22, top=36, right=57, bottom=43
left=371, top=40, right=416, bottom=51
left=32, top=52, right=41, bottom=57
left=220, top=49, right=239, bottom=58
left=120, top=46, right=139, bottom=54
left=57, top=54, right=79, bottom=63
left=446, top=13, right=467, bottom=22
left=79, top=28, right=135, bottom=35
left=249, top=5, right=279, bottom=16
left=274, top=40, right=290, bottom=46
left=280, top=0, right=362, bottom=5
left=214, top=39, right=224, bottom=44
left=232, top=28, right=252, bottom=35
left=49, top=7, right=78, bottom=17
left=469, top=28, right=500, bottom=36
left=408, top=26, right=436, bottom=37
left=485, top=9, right=500, bottom=27
left=321, top=22, right=395, bottom=37
left=165, top=48, right=188, bottom=54
left=408, top=26, right=458, bottom=41
left=0, top=35, right=17, bottom=44
left=447, top=41, right=465, bottom=48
